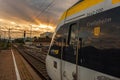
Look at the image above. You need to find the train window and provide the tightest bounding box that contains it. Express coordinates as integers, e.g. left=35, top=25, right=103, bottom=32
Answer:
left=69, top=23, right=78, bottom=46
left=63, top=23, right=78, bottom=63
left=78, top=9, right=120, bottom=78
left=49, top=24, right=69, bottom=59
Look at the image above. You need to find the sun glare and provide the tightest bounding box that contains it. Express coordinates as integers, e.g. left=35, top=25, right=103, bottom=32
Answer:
left=0, top=19, right=3, bottom=22
left=39, top=24, right=54, bottom=29
left=10, top=22, right=16, bottom=25
left=0, top=19, right=55, bottom=38
left=39, top=24, right=48, bottom=28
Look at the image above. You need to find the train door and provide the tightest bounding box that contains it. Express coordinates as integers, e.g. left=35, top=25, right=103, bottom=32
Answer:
left=62, top=23, right=79, bottom=80
left=46, top=24, right=69, bottom=80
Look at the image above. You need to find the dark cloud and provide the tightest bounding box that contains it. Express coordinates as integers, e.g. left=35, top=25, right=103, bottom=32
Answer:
left=0, top=0, right=78, bottom=25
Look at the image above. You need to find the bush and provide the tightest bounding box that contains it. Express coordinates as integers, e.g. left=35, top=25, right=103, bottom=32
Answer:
left=0, top=40, right=9, bottom=50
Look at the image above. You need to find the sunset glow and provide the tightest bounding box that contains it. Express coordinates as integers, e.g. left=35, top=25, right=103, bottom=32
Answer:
left=0, top=19, right=55, bottom=38
left=10, top=22, right=16, bottom=25
left=0, top=19, right=3, bottom=22
left=0, top=0, right=78, bottom=39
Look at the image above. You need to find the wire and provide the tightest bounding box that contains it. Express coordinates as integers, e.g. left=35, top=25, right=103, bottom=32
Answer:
left=33, top=0, right=56, bottom=20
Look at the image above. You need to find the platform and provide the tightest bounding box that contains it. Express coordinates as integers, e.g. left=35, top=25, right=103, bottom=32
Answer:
left=0, top=49, right=42, bottom=80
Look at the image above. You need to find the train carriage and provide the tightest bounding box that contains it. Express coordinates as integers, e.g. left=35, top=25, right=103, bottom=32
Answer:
left=46, top=0, right=120, bottom=80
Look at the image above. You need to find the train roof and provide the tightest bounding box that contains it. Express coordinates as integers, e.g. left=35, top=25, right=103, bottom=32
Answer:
left=59, top=0, right=104, bottom=22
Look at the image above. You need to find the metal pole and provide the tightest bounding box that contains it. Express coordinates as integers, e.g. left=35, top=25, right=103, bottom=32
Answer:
left=24, top=31, right=26, bottom=44
left=0, top=25, right=1, bottom=40
left=30, top=25, right=32, bottom=45
left=8, top=28, right=10, bottom=42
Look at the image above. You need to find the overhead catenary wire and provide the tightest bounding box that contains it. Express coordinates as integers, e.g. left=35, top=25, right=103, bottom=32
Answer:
left=25, top=0, right=56, bottom=41
left=1, top=0, right=79, bottom=39
left=0, top=0, right=56, bottom=39
left=0, top=0, right=57, bottom=39
left=33, top=0, right=56, bottom=20
left=31, top=0, right=49, bottom=18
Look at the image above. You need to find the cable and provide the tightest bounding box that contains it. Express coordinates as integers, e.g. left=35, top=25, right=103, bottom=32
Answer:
left=33, top=0, right=56, bottom=20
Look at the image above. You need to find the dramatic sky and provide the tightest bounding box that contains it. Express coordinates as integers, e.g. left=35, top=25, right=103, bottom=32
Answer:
left=0, top=0, right=78, bottom=38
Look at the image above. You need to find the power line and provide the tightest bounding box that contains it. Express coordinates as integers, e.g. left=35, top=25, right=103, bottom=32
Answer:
left=25, top=0, right=56, bottom=42
left=33, top=0, right=56, bottom=20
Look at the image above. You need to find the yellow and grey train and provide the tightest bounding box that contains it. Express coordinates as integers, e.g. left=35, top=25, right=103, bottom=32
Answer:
left=46, top=0, right=120, bottom=80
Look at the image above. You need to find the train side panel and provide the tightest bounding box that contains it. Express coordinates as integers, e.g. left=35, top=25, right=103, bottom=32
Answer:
left=46, top=0, right=120, bottom=80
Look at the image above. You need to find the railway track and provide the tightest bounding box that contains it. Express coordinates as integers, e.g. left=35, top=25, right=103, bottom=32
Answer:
left=14, top=45, right=50, bottom=80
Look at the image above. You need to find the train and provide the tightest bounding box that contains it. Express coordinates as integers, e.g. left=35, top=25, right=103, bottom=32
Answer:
left=46, top=0, right=120, bottom=80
